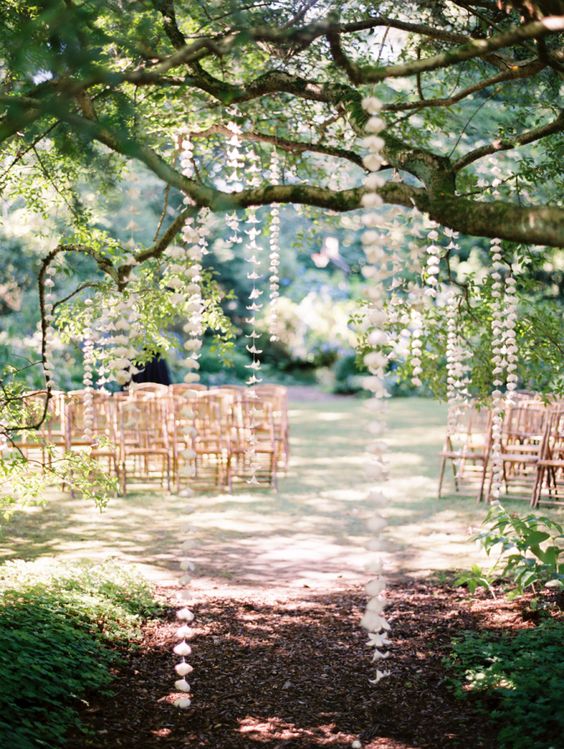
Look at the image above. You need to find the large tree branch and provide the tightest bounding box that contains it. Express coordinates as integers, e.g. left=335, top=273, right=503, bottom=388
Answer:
left=351, top=16, right=564, bottom=83
left=384, top=59, right=546, bottom=112
left=190, top=124, right=364, bottom=167
left=6, top=83, right=562, bottom=248
left=454, top=109, right=564, bottom=170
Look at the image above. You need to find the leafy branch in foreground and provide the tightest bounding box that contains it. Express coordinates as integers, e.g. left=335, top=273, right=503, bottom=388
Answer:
left=455, top=503, right=564, bottom=597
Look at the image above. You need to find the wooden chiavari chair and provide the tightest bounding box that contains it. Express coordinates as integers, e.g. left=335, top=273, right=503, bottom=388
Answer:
left=489, top=400, right=548, bottom=501
left=229, top=393, right=278, bottom=489
left=532, top=403, right=564, bottom=507
left=438, top=402, right=491, bottom=501
left=255, top=384, right=289, bottom=470
left=65, top=390, right=121, bottom=485
left=118, top=396, right=171, bottom=493
left=189, top=391, right=231, bottom=490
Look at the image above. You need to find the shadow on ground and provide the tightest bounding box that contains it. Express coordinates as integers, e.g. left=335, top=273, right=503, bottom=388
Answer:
left=70, top=582, right=500, bottom=749
left=0, top=397, right=501, bottom=590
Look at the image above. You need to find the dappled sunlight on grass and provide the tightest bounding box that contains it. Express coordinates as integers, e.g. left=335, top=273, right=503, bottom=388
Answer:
left=3, top=395, right=560, bottom=590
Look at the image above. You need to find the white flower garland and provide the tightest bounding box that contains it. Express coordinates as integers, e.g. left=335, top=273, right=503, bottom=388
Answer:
left=243, top=147, right=264, bottom=485
left=268, top=150, right=281, bottom=342
left=487, top=158, right=520, bottom=501
left=489, top=236, right=505, bottom=501
left=225, top=120, right=243, bottom=249
left=409, top=308, right=424, bottom=388
left=503, top=273, right=518, bottom=406
left=97, top=294, right=143, bottom=388
left=172, top=604, right=195, bottom=709
left=176, top=129, right=205, bottom=384
left=423, top=221, right=441, bottom=299
left=82, top=301, right=95, bottom=443
left=359, top=93, right=391, bottom=684
left=445, top=290, right=470, bottom=437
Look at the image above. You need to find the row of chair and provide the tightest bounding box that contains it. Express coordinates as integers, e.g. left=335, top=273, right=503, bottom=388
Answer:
left=438, top=394, right=564, bottom=506
left=11, top=383, right=289, bottom=494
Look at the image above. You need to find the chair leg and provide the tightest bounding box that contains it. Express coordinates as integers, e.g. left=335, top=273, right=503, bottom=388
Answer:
left=438, top=457, right=447, bottom=499
left=531, top=466, right=543, bottom=508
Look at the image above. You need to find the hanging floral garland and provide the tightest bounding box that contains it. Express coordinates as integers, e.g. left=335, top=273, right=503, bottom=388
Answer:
left=172, top=604, right=195, bottom=708
left=268, top=150, right=281, bottom=342
left=176, top=129, right=205, bottom=384
left=503, top=272, right=519, bottom=407
left=487, top=157, right=517, bottom=502
left=168, top=128, right=207, bottom=709
left=359, top=92, right=392, bottom=684
left=225, top=120, right=244, bottom=249
left=82, top=301, right=95, bottom=444
left=243, top=147, right=264, bottom=485
left=423, top=221, right=441, bottom=299
left=445, top=290, right=469, bottom=435
left=95, top=294, right=143, bottom=389
left=409, top=308, right=424, bottom=389
left=489, top=234, right=506, bottom=501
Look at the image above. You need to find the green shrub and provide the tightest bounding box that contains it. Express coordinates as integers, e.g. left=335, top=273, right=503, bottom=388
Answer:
left=455, top=504, right=563, bottom=598
left=0, top=559, right=161, bottom=748
left=447, top=620, right=564, bottom=749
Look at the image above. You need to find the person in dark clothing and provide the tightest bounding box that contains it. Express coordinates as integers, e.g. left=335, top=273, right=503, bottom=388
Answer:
left=132, top=354, right=171, bottom=385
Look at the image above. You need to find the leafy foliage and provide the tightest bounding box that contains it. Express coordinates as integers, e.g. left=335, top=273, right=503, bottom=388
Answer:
left=455, top=504, right=564, bottom=597
left=0, top=559, right=161, bottom=749
left=447, top=620, right=564, bottom=749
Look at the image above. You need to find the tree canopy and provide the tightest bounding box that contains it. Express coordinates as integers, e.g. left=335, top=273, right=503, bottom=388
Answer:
left=1, top=0, right=563, bottom=263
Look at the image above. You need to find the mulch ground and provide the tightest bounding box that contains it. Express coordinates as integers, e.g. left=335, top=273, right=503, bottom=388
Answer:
left=68, top=580, right=530, bottom=749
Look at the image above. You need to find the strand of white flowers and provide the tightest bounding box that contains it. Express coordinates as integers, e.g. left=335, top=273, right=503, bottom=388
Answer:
left=410, top=308, right=424, bottom=388
left=503, top=273, right=518, bottom=408
left=359, top=93, right=392, bottom=685
left=178, top=207, right=212, bottom=483
left=488, top=157, right=509, bottom=502
left=445, top=291, right=464, bottom=437
left=101, top=294, right=143, bottom=388
left=243, top=147, right=264, bottom=486
left=268, top=149, right=281, bottom=342
left=176, top=128, right=205, bottom=384
left=489, top=234, right=506, bottom=501
left=225, top=120, right=244, bottom=250
left=423, top=221, right=441, bottom=299
left=82, top=301, right=95, bottom=443
left=168, top=128, right=201, bottom=708
left=444, top=229, right=470, bottom=438
left=172, top=602, right=195, bottom=708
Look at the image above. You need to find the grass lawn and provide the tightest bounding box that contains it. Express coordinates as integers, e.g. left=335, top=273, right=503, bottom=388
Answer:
left=1, top=395, right=560, bottom=592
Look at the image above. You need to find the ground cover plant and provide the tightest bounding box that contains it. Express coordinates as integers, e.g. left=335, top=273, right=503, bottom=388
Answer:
left=450, top=503, right=564, bottom=749
left=447, top=619, right=564, bottom=749
left=0, top=559, right=162, bottom=749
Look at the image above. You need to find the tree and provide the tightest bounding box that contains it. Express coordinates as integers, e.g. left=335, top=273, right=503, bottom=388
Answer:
left=1, top=0, right=563, bottom=263
left=0, top=2, right=563, bottom=448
